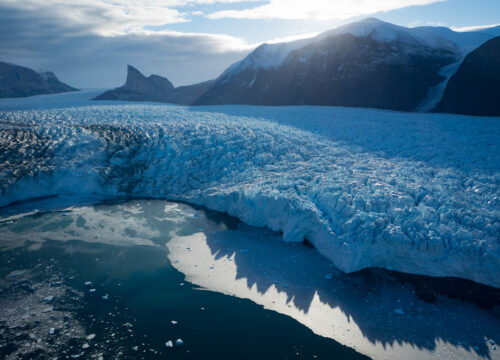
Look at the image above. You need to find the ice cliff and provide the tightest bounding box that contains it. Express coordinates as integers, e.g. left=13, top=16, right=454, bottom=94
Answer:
left=0, top=97, right=499, bottom=287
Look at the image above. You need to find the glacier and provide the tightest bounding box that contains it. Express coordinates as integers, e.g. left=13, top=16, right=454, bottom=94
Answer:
left=0, top=90, right=499, bottom=288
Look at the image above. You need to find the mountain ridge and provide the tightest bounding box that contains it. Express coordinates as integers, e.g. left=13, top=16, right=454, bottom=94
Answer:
left=0, top=61, right=77, bottom=98
left=95, top=65, right=214, bottom=105
left=94, top=18, right=500, bottom=115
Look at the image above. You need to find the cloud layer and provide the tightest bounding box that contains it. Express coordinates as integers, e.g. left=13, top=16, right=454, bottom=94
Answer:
left=207, top=0, right=445, bottom=20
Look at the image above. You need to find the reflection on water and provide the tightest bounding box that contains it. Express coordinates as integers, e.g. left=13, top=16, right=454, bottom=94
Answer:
left=0, top=198, right=368, bottom=360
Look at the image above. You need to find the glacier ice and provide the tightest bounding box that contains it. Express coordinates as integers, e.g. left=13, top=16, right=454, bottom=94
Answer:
left=0, top=92, right=499, bottom=287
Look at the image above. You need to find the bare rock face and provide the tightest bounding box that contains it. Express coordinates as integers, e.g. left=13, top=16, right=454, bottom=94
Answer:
left=435, top=36, right=500, bottom=116
left=195, top=32, right=458, bottom=111
left=0, top=62, right=77, bottom=98
left=95, top=65, right=214, bottom=105
left=95, top=65, right=174, bottom=102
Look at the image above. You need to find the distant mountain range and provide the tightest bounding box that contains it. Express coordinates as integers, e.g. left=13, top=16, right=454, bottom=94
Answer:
left=0, top=62, right=77, bottom=98
left=95, top=18, right=500, bottom=116
left=2, top=18, right=499, bottom=116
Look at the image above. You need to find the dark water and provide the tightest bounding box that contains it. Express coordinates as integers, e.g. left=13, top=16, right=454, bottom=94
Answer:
left=0, top=199, right=368, bottom=360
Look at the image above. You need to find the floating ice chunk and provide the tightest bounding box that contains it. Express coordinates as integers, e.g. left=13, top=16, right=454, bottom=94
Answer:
left=44, top=295, right=54, bottom=302
left=171, top=320, right=178, bottom=325
left=86, top=334, right=96, bottom=340
left=84, top=281, right=92, bottom=286
left=89, top=288, right=96, bottom=293
left=394, top=308, right=405, bottom=315
left=49, top=327, right=55, bottom=334
left=165, top=340, right=173, bottom=348
left=8, top=270, right=26, bottom=277
left=82, top=343, right=89, bottom=349
left=131, top=346, right=138, bottom=351
left=102, top=294, right=109, bottom=301
left=175, top=339, right=183, bottom=346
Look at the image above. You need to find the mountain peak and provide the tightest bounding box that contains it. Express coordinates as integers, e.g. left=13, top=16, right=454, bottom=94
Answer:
left=95, top=65, right=174, bottom=102
left=126, top=65, right=147, bottom=85
left=0, top=61, right=77, bottom=98
left=357, top=17, right=385, bottom=24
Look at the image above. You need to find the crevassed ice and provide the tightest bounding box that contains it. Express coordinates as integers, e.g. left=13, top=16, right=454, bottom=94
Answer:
left=0, top=103, right=499, bottom=288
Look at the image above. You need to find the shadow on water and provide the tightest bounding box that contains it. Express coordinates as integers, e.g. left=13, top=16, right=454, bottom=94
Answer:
left=198, top=226, right=500, bottom=359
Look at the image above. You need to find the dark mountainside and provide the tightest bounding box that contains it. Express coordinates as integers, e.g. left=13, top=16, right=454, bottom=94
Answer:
left=94, top=65, right=174, bottom=102
left=0, top=62, right=77, bottom=98
left=435, top=36, right=500, bottom=116
left=195, top=34, right=457, bottom=111
left=94, top=65, right=215, bottom=105
left=167, top=79, right=216, bottom=105
left=92, top=19, right=500, bottom=115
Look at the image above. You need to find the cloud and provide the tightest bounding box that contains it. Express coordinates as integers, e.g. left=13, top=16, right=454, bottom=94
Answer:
left=0, top=0, right=262, bottom=36
left=266, top=32, right=320, bottom=44
left=0, top=0, right=187, bottom=36
left=452, top=23, right=500, bottom=32
left=0, top=3, right=254, bottom=88
left=207, top=0, right=446, bottom=20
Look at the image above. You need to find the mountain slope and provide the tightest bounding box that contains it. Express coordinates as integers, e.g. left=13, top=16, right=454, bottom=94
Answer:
left=93, top=18, right=500, bottom=112
left=195, top=19, right=460, bottom=111
left=435, top=36, right=500, bottom=116
left=0, top=62, right=77, bottom=98
left=167, top=80, right=216, bottom=105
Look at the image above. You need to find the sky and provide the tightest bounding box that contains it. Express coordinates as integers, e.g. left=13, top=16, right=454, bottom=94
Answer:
left=0, top=0, right=498, bottom=88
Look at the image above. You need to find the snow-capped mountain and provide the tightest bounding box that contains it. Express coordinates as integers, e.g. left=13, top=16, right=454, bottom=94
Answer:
left=195, top=18, right=499, bottom=111
left=92, top=18, right=500, bottom=114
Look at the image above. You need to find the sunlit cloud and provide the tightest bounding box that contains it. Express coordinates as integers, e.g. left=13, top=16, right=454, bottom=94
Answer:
left=0, top=2, right=255, bottom=87
left=0, top=0, right=261, bottom=36
left=266, top=32, right=320, bottom=44
left=452, top=23, right=500, bottom=32
left=207, top=0, right=446, bottom=20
